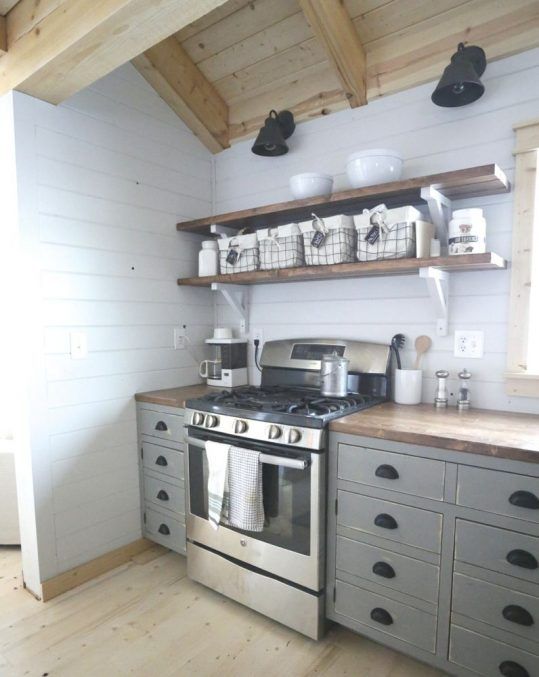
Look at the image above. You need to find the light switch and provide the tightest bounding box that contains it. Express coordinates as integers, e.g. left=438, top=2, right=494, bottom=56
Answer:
left=70, top=331, right=88, bottom=359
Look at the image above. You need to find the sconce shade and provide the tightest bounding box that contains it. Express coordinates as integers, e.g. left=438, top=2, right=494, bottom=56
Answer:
left=432, top=43, right=486, bottom=108
left=252, top=110, right=296, bottom=156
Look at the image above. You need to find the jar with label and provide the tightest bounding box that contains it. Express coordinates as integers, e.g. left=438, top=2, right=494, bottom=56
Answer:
left=198, top=240, right=219, bottom=277
left=448, top=208, right=486, bottom=256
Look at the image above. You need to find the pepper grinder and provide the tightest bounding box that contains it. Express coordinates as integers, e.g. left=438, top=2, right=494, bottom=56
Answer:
left=457, top=369, right=471, bottom=410
left=434, top=370, right=449, bottom=408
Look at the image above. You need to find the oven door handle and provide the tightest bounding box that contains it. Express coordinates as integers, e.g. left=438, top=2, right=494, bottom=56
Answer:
left=185, top=435, right=309, bottom=470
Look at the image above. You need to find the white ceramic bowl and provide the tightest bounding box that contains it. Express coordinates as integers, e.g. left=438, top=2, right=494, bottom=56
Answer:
left=346, top=149, right=403, bottom=188
left=289, top=172, right=334, bottom=199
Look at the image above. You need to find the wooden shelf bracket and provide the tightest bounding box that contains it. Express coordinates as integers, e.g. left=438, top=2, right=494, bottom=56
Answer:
left=420, top=185, right=452, bottom=251
left=419, top=267, right=449, bottom=336
left=211, top=283, right=248, bottom=334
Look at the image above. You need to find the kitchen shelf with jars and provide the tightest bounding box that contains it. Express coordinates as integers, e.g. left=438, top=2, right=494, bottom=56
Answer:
left=177, top=164, right=510, bottom=337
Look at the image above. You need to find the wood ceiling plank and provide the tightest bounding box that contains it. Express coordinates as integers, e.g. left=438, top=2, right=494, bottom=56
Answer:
left=6, top=0, right=63, bottom=45
left=299, top=0, right=367, bottom=107
left=176, top=0, right=250, bottom=42
left=0, top=0, right=18, bottom=15
left=180, top=0, right=299, bottom=66
left=0, top=0, right=230, bottom=103
left=0, top=15, right=5, bottom=53
left=132, top=36, right=229, bottom=154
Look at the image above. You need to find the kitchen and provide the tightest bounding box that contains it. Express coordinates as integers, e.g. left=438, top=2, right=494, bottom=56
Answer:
left=1, top=1, right=539, bottom=675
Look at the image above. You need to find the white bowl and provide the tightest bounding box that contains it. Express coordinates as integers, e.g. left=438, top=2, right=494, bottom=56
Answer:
left=346, top=149, right=403, bottom=188
left=289, top=172, right=333, bottom=199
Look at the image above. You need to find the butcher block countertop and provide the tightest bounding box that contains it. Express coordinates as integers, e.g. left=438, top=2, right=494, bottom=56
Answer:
left=329, top=402, right=539, bottom=464
left=135, top=384, right=217, bottom=408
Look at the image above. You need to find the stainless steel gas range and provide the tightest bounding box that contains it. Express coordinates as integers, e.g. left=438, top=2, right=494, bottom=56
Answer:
left=184, top=338, right=391, bottom=639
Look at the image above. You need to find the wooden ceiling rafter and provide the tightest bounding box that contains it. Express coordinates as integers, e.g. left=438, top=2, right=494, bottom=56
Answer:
left=298, top=0, right=367, bottom=108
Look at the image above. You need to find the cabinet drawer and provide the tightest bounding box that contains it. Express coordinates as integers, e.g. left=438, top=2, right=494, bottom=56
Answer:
left=144, top=506, right=185, bottom=554
left=450, top=625, right=539, bottom=677
left=338, top=444, right=445, bottom=500
left=139, top=408, right=185, bottom=443
left=338, top=490, right=442, bottom=553
left=336, top=535, right=439, bottom=604
left=457, top=466, right=539, bottom=523
left=453, top=572, right=539, bottom=644
left=335, top=580, right=436, bottom=652
left=455, top=521, right=539, bottom=585
left=143, top=475, right=185, bottom=516
left=142, top=442, right=184, bottom=481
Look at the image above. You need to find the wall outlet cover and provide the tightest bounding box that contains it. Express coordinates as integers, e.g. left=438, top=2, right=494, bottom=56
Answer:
left=454, top=330, right=484, bottom=359
left=174, top=326, right=186, bottom=350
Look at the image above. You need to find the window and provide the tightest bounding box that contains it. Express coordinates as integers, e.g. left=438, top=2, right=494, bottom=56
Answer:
left=506, top=119, right=539, bottom=396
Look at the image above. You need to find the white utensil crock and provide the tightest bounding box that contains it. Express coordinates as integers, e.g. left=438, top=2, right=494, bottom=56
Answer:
left=394, top=369, right=422, bottom=405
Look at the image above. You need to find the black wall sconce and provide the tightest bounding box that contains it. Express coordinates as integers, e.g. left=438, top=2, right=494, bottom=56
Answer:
left=251, top=109, right=296, bottom=156
left=432, top=43, right=487, bottom=107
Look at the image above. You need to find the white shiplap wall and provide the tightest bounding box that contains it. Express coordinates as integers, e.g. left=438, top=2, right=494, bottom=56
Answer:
left=214, top=48, right=539, bottom=415
left=12, top=63, right=213, bottom=582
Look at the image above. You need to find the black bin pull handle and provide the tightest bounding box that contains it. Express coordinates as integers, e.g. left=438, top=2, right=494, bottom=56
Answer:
left=499, top=660, right=530, bottom=677
left=502, top=604, right=534, bottom=627
left=155, top=455, right=168, bottom=467
left=370, top=607, right=393, bottom=626
left=509, top=490, right=539, bottom=510
left=158, top=524, right=170, bottom=535
left=157, top=489, right=169, bottom=501
left=506, top=549, right=538, bottom=570
left=372, top=561, right=396, bottom=579
left=375, top=464, right=399, bottom=480
left=374, top=513, right=398, bottom=530
left=155, top=420, right=168, bottom=432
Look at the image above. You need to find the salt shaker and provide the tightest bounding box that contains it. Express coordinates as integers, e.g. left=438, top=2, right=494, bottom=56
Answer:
left=434, top=370, right=449, bottom=408
left=457, top=369, right=471, bottom=410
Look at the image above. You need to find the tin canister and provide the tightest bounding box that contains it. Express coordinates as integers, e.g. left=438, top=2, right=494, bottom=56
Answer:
left=320, top=354, right=349, bottom=397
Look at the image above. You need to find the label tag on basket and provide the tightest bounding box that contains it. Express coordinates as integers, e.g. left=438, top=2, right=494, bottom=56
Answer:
left=226, top=247, right=240, bottom=264
left=310, top=213, right=327, bottom=248
left=311, top=230, right=326, bottom=248
left=365, top=225, right=380, bottom=245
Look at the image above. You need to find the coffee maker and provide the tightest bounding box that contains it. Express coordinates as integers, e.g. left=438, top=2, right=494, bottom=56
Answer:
left=199, top=335, right=248, bottom=388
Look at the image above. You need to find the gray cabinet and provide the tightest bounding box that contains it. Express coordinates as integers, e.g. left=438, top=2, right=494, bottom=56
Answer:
left=137, top=402, right=186, bottom=555
left=327, top=431, right=539, bottom=677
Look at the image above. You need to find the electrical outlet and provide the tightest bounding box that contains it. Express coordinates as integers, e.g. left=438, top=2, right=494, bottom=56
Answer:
left=174, top=326, right=187, bottom=350
left=251, top=328, right=264, bottom=345
left=454, top=330, right=484, bottom=359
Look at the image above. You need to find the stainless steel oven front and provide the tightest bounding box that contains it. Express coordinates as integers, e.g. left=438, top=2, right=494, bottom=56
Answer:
left=184, top=427, right=325, bottom=593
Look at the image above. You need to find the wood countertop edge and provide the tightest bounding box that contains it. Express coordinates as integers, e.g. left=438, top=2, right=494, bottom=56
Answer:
left=328, top=421, right=539, bottom=464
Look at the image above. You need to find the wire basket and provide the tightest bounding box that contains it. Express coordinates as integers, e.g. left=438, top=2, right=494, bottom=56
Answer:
left=354, top=205, right=419, bottom=261
left=258, top=223, right=304, bottom=270
left=299, top=214, right=356, bottom=266
left=218, top=233, right=260, bottom=274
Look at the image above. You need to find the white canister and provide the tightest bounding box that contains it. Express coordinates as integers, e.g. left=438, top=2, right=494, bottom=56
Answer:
left=198, top=240, right=218, bottom=276
left=448, top=208, right=486, bottom=256
left=415, top=220, right=435, bottom=259
left=394, top=369, right=422, bottom=405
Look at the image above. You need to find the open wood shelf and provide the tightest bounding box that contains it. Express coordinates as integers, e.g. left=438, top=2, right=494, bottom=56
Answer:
left=177, top=252, right=507, bottom=287
left=176, top=164, right=510, bottom=235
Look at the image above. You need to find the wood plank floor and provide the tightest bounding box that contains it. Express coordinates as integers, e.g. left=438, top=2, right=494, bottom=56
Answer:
left=0, top=546, right=446, bottom=676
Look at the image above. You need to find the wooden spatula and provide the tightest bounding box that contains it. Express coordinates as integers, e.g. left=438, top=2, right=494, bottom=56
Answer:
left=414, top=335, right=432, bottom=370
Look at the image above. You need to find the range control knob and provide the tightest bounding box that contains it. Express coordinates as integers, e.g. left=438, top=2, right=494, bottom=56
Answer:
left=234, top=419, right=248, bottom=434
left=192, top=412, right=204, bottom=426
left=288, top=428, right=302, bottom=444
left=268, top=424, right=282, bottom=440
left=205, top=415, right=219, bottom=429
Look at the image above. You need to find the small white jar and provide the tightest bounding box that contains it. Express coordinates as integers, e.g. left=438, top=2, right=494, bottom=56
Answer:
left=448, top=208, right=486, bottom=256
left=198, top=240, right=218, bottom=277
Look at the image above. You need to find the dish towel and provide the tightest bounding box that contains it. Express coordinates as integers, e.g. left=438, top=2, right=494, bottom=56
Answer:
left=227, top=446, right=265, bottom=532
left=205, top=441, right=230, bottom=530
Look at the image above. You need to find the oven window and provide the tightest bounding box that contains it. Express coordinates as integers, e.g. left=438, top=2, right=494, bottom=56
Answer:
left=188, top=444, right=311, bottom=556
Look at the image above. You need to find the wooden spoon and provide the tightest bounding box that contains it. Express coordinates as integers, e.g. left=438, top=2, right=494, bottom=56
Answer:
left=414, top=335, right=432, bottom=370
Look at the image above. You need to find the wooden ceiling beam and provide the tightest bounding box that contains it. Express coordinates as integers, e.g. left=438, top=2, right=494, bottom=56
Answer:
left=0, top=0, right=230, bottom=103
left=132, top=37, right=229, bottom=154
left=298, top=0, right=366, bottom=108
left=0, top=15, right=6, bottom=54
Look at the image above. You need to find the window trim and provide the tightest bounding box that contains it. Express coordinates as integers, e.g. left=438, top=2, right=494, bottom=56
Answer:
left=506, top=118, right=539, bottom=397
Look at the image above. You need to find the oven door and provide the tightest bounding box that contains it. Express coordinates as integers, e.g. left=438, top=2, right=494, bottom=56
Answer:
left=185, top=427, right=325, bottom=592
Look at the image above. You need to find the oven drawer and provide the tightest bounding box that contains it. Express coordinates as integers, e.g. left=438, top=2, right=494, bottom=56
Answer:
left=143, top=475, right=185, bottom=517
left=455, top=520, right=539, bottom=585
left=335, top=580, right=436, bottom=652
left=142, top=442, right=184, bottom=482
left=338, top=444, right=445, bottom=501
left=139, top=408, right=185, bottom=444
left=450, top=624, right=539, bottom=676
left=144, top=506, right=185, bottom=554
left=453, top=572, right=539, bottom=644
left=336, top=535, right=439, bottom=604
left=457, top=466, right=539, bottom=523
left=338, top=490, right=442, bottom=553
